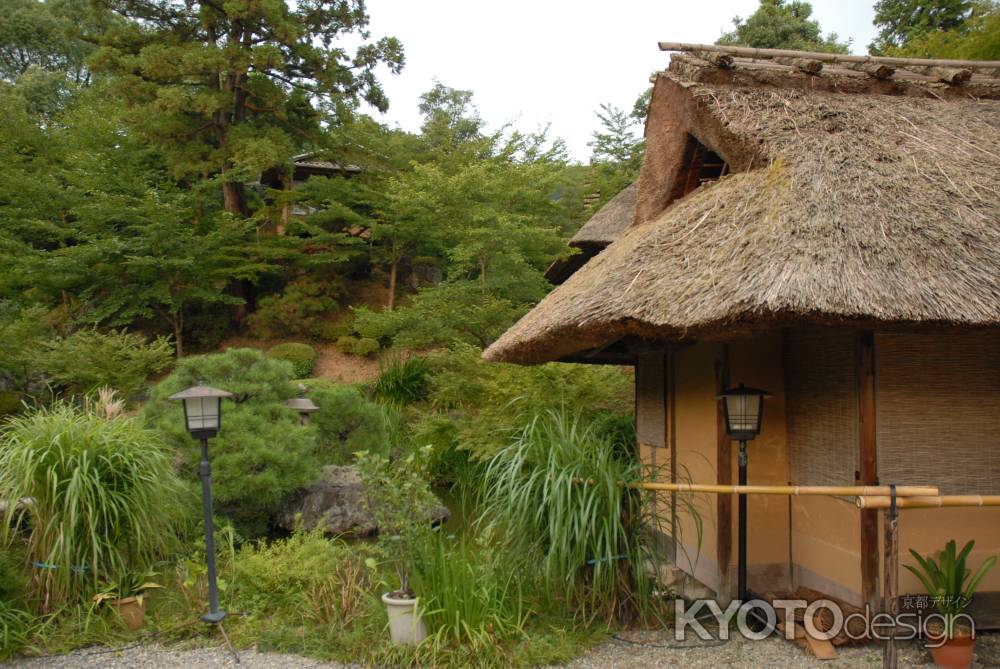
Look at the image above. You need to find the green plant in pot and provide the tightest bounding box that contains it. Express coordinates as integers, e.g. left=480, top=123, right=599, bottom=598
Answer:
left=92, top=569, right=163, bottom=630
left=906, top=539, right=997, bottom=669
left=356, top=447, right=440, bottom=646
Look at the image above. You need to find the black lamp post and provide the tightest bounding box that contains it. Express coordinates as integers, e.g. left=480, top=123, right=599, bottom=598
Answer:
left=169, top=383, right=233, bottom=624
left=717, top=383, right=771, bottom=602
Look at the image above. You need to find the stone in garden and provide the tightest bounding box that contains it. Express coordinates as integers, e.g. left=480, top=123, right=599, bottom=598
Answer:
left=280, top=465, right=449, bottom=535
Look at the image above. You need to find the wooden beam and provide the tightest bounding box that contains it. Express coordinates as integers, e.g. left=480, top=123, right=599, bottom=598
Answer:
left=857, top=331, right=880, bottom=614
left=658, top=41, right=1000, bottom=70
left=715, top=344, right=733, bottom=600
left=692, top=50, right=734, bottom=68
left=853, top=62, right=896, bottom=80
left=774, top=56, right=823, bottom=74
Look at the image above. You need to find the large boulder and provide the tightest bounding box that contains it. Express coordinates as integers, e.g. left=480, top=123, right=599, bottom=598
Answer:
left=280, top=465, right=449, bottom=535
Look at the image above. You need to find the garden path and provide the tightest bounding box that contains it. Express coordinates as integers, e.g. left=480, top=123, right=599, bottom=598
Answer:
left=4, top=634, right=999, bottom=668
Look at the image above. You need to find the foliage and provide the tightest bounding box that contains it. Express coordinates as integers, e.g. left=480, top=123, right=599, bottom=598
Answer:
left=92, top=568, right=162, bottom=607
left=351, top=281, right=540, bottom=350
left=717, top=0, right=851, bottom=52
left=265, top=343, right=317, bottom=379
left=229, top=528, right=380, bottom=628
left=355, top=448, right=440, bottom=596
left=409, top=532, right=528, bottom=651
left=878, top=1, right=1000, bottom=59
left=0, top=0, right=98, bottom=86
left=418, top=345, right=633, bottom=462
left=89, top=0, right=404, bottom=215
left=0, top=305, right=49, bottom=393
left=372, top=356, right=430, bottom=408
left=0, top=403, right=185, bottom=610
left=588, top=103, right=644, bottom=174
left=477, top=409, right=680, bottom=624
left=0, top=392, right=23, bottom=418
left=144, top=349, right=316, bottom=536
left=871, top=0, right=975, bottom=53
left=336, top=335, right=381, bottom=358
left=0, top=600, right=44, bottom=660
left=310, top=385, right=397, bottom=463
left=35, top=329, right=173, bottom=399
left=249, top=279, right=344, bottom=341
left=905, top=539, right=997, bottom=636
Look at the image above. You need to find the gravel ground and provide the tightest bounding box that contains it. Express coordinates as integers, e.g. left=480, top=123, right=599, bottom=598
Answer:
left=4, top=633, right=998, bottom=669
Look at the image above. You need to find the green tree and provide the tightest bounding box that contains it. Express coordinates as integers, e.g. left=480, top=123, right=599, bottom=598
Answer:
left=870, top=0, right=974, bottom=53
left=89, top=0, right=404, bottom=215
left=0, top=0, right=97, bottom=84
left=717, top=0, right=851, bottom=53
left=872, top=1, right=999, bottom=59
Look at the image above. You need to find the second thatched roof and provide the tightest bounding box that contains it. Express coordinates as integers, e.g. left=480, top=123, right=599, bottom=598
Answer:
left=485, top=65, right=1000, bottom=365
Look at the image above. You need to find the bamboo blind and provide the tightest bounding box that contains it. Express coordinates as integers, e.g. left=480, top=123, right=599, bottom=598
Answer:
left=875, top=332, right=1000, bottom=495
left=785, top=328, right=858, bottom=486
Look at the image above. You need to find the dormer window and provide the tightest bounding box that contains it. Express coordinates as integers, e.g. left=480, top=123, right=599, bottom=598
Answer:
left=673, top=134, right=728, bottom=200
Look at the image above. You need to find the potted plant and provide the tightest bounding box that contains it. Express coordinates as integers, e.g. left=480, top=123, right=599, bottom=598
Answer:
left=906, top=539, right=997, bottom=669
left=356, top=447, right=440, bottom=646
left=92, top=570, right=163, bottom=630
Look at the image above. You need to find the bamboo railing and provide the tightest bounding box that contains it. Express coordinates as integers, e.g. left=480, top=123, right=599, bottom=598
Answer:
left=856, top=494, right=1000, bottom=509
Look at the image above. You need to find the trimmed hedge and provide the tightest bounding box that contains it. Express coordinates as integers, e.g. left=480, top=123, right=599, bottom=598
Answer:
left=266, top=342, right=317, bottom=378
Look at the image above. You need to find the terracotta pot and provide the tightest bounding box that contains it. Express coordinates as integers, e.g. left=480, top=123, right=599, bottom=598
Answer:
left=110, top=596, right=146, bottom=630
left=381, top=592, right=427, bottom=646
left=927, top=632, right=975, bottom=669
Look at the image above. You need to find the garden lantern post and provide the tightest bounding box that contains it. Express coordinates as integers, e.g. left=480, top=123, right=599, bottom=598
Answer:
left=285, top=385, right=319, bottom=426
left=168, top=383, right=233, bottom=623
left=717, top=383, right=771, bottom=602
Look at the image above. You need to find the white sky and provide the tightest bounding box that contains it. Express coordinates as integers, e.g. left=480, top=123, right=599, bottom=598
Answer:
left=359, top=0, right=879, bottom=162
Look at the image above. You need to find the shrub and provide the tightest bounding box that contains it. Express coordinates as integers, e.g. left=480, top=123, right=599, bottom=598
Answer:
left=372, top=355, right=429, bottom=407
left=230, top=528, right=380, bottom=628
left=310, top=386, right=398, bottom=463
left=144, top=349, right=316, bottom=536
left=266, top=342, right=317, bottom=378
left=247, top=278, right=344, bottom=340
left=34, top=329, right=173, bottom=399
left=0, top=404, right=185, bottom=610
left=336, top=335, right=380, bottom=358
left=351, top=281, right=528, bottom=350
left=0, top=391, right=22, bottom=418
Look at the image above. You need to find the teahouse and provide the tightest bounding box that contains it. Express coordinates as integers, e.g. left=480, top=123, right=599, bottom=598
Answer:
left=485, top=44, right=1000, bottom=616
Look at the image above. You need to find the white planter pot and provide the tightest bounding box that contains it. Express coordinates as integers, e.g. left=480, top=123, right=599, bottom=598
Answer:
left=382, top=592, right=428, bottom=645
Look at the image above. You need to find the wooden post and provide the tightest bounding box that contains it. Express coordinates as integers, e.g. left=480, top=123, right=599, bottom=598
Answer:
left=857, top=331, right=880, bottom=613
left=882, top=487, right=899, bottom=669
left=715, top=344, right=733, bottom=600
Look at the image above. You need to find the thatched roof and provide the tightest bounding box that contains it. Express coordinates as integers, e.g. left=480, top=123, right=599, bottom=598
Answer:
left=485, top=48, right=1000, bottom=365
left=544, top=183, right=637, bottom=284
left=570, top=182, right=638, bottom=246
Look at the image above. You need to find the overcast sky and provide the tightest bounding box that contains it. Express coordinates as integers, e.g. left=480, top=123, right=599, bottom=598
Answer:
left=359, top=1, right=879, bottom=161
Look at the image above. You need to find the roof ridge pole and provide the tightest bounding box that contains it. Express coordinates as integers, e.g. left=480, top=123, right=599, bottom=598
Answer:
left=657, top=42, right=1000, bottom=70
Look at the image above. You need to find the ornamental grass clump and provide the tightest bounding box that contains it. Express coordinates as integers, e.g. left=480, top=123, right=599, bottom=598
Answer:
left=477, top=409, right=685, bottom=624
left=0, top=403, right=185, bottom=611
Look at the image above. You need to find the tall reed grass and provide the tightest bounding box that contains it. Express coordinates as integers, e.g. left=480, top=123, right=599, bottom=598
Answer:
left=409, top=532, right=529, bottom=649
left=0, top=403, right=185, bottom=610
left=476, top=409, right=698, bottom=624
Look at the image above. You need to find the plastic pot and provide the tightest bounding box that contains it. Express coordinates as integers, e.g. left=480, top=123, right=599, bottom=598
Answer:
left=381, top=592, right=427, bottom=646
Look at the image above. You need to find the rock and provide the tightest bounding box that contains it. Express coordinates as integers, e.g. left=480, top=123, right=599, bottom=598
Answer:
left=279, top=465, right=450, bottom=536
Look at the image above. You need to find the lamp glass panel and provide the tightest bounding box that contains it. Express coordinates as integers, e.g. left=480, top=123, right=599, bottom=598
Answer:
left=185, top=396, right=219, bottom=432
left=727, top=393, right=761, bottom=434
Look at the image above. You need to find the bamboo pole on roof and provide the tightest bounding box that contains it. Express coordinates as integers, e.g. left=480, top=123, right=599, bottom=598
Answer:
left=856, top=495, right=1000, bottom=509
left=657, top=42, right=1000, bottom=70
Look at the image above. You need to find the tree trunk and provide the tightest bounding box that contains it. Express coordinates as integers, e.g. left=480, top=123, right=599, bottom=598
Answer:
left=172, top=312, right=184, bottom=358
left=222, top=180, right=248, bottom=216
left=387, top=258, right=399, bottom=311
